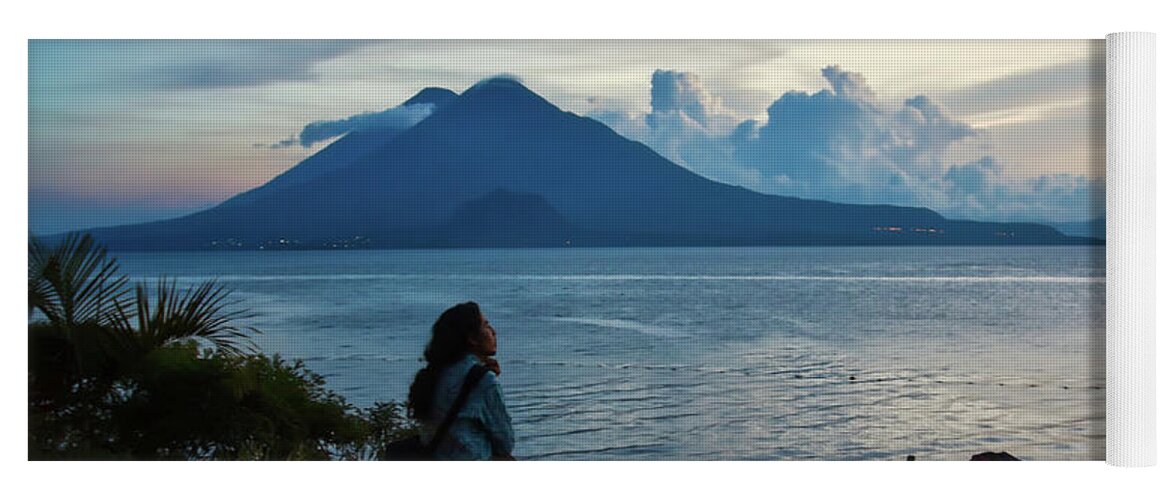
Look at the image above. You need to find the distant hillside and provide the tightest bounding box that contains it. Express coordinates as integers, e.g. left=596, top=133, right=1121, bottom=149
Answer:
left=1051, top=219, right=1107, bottom=240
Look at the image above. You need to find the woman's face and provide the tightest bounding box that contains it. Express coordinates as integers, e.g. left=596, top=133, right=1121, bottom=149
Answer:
left=468, top=314, right=497, bottom=357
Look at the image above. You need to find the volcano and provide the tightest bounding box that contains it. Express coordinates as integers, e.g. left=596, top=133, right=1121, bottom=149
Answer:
left=74, top=78, right=1096, bottom=250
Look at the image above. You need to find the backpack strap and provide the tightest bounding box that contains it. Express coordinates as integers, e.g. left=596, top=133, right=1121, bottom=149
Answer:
left=425, top=363, right=491, bottom=455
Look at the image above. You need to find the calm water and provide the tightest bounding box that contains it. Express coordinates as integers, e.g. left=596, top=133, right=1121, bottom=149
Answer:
left=114, top=246, right=1105, bottom=460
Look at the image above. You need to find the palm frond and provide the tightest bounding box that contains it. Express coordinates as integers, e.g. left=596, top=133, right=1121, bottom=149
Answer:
left=28, top=234, right=130, bottom=329
left=125, top=278, right=260, bottom=356
left=28, top=236, right=58, bottom=320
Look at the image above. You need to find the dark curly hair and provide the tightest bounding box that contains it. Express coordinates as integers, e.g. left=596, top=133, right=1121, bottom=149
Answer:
left=406, top=302, right=483, bottom=420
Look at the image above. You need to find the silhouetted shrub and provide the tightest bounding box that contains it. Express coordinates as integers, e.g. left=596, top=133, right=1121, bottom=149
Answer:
left=29, top=235, right=413, bottom=460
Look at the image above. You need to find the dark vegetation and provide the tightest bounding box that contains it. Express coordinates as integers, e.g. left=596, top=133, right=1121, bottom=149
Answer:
left=28, top=234, right=414, bottom=460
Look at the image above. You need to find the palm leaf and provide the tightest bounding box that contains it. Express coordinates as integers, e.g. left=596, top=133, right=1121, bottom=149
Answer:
left=119, top=278, right=260, bottom=356
left=28, top=234, right=130, bottom=329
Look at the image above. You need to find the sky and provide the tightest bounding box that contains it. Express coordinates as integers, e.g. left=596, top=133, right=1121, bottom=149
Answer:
left=28, top=39, right=1105, bottom=235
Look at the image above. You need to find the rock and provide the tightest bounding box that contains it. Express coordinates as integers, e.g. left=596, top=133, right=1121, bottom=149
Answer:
left=970, top=451, right=1020, bottom=461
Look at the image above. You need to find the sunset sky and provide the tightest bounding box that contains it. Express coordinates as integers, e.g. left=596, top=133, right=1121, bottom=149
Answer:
left=29, top=40, right=1104, bottom=234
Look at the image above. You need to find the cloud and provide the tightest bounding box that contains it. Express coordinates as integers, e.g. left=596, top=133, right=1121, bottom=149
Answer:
left=299, top=103, right=435, bottom=147
left=146, top=40, right=372, bottom=90
left=944, top=156, right=1001, bottom=195
left=592, top=66, right=1104, bottom=224
left=820, top=66, right=876, bottom=102
left=486, top=73, right=526, bottom=85
left=941, top=58, right=1104, bottom=118
left=464, top=73, right=529, bottom=93
left=898, top=96, right=978, bottom=152
left=739, top=72, right=884, bottom=191
left=260, top=137, right=299, bottom=149
left=265, top=103, right=436, bottom=149
left=589, top=71, right=761, bottom=189
left=649, top=70, right=722, bottom=128
left=31, top=40, right=371, bottom=93
left=737, top=67, right=1101, bottom=222
left=942, top=157, right=1105, bottom=223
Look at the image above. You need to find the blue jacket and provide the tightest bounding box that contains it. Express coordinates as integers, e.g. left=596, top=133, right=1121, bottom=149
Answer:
left=422, top=354, right=515, bottom=460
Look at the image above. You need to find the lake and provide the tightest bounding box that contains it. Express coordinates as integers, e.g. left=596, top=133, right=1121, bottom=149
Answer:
left=114, top=246, right=1105, bottom=460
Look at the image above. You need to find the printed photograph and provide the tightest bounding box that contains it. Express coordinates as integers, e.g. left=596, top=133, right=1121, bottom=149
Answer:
left=28, top=40, right=1105, bottom=460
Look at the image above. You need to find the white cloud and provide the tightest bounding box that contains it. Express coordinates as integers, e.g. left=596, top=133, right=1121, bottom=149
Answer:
left=592, top=66, right=1104, bottom=224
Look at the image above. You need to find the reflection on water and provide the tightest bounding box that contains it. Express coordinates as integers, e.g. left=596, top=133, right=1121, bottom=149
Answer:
left=115, top=246, right=1105, bottom=460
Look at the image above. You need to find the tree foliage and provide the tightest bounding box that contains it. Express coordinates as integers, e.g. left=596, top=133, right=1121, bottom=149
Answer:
left=28, top=235, right=414, bottom=460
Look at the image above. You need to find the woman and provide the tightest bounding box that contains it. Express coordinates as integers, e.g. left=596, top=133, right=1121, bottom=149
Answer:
left=407, top=302, right=515, bottom=460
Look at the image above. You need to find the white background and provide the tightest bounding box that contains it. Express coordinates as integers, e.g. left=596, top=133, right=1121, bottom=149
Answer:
left=3, top=1, right=1167, bottom=498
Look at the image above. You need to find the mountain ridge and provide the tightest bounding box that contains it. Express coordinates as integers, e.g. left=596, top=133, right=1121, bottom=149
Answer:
left=62, top=78, right=1101, bottom=250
